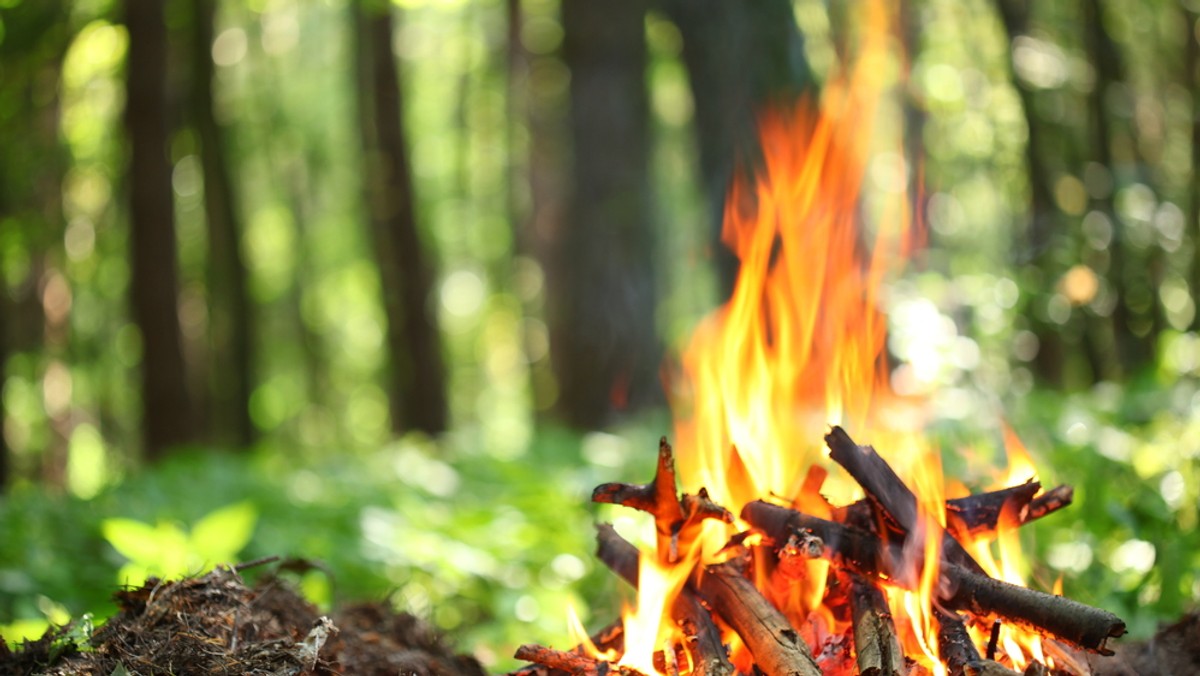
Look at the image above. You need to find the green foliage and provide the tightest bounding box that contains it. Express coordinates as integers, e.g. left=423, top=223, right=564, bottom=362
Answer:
left=101, top=501, right=257, bottom=585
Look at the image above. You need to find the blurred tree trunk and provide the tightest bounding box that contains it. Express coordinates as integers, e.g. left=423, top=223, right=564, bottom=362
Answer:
left=994, top=0, right=1070, bottom=386
left=125, top=0, right=197, bottom=459
left=552, top=0, right=659, bottom=429
left=1188, top=6, right=1200, bottom=328
left=191, top=0, right=255, bottom=447
left=663, top=0, right=815, bottom=299
left=352, top=0, right=448, bottom=435
left=1082, top=0, right=1154, bottom=376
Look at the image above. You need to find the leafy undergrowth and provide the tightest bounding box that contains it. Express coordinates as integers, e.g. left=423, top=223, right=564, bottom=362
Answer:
left=0, top=425, right=654, bottom=672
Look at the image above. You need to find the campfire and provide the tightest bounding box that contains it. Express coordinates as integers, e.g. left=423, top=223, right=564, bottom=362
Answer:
left=509, top=5, right=1125, bottom=676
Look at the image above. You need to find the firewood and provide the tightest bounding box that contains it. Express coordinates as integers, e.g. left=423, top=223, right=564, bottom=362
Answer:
left=834, top=481, right=1072, bottom=541
left=935, top=609, right=1022, bottom=676
left=945, top=481, right=1042, bottom=538
left=693, top=559, right=823, bottom=676
left=513, top=644, right=630, bottom=676
left=940, top=560, right=1126, bottom=656
left=741, top=500, right=1127, bottom=654
left=593, top=438, right=732, bottom=562
left=508, top=623, right=624, bottom=676
left=825, top=426, right=987, bottom=577
left=594, top=524, right=735, bottom=676
left=848, top=573, right=905, bottom=676
left=1024, top=485, right=1073, bottom=524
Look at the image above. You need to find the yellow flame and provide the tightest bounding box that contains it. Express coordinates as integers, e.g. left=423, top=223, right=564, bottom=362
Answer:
left=617, top=549, right=695, bottom=674
left=566, top=603, right=618, bottom=663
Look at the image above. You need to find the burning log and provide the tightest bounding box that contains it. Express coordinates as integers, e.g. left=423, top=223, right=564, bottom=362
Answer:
left=594, top=524, right=735, bottom=676
left=508, top=622, right=624, bottom=676
left=741, top=500, right=1126, bottom=654
left=514, top=644, right=631, bottom=676
left=939, top=560, right=1125, bottom=656
left=593, top=437, right=732, bottom=562
left=934, top=609, right=1021, bottom=676
left=848, top=573, right=904, bottom=676
left=835, top=482, right=1074, bottom=541
left=596, top=524, right=819, bottom=676
left=693, top=560, right=823, bottom=676
left=825, top=426, right=987, bottom=577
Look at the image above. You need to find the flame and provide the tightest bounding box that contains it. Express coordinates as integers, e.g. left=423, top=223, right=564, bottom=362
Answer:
left=571, top=0, right=1056, bottom=671
left=672, top=0, right=909, bottom=530
left=617, top=548, right=696, bottom=674
left=566, top=603, right=618, bottom=663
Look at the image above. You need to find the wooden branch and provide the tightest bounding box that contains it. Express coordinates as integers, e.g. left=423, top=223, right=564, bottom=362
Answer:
left=593, top=437, right=686, bottom=560
left=1025, top=484, right=1073, bottom=523
left=593, top=438, right=731, bottom=562
left=945, top=481, right=1041, bottom=538
left=507, top=622, right=623, bottom=676
left=936, top=608, right=981, bottom=676
left=513, top=644, right=638, bottom=676
left=742, top=499, right=898, bottom=579
left=848, top=573, right=904, bottom=676
left=693, top=560, right=823, bottom=676
left=940, top=560, right=1126, bottom=655
left=825, top=426, right=986, bottom=578
left=594, top=524, right=735, bottom=676
left=834, top=481, right=1071, bottom=540
left=742, top=500, right=1126, bottom=654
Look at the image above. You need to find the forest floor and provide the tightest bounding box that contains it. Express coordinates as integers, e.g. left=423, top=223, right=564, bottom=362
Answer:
left=0, top=563, right=487, bottom=676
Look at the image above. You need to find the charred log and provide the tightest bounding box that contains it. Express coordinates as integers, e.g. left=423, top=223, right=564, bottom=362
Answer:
left=825, top=426, right=986, bottom=577
left=848, top=573, right=904, bottom=676
left=693, top=560, right=823, bottom=676
left=741, top=500, right=1126, bottom=654
left=595, top=524, right=735, bottom=676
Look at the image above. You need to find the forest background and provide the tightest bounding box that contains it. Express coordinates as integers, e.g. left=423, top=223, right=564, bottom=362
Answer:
left=1, top=0, right=1198, bottom=671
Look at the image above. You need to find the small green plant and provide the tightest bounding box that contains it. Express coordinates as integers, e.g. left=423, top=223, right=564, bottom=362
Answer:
left=101, top=501, right=258, bottom=586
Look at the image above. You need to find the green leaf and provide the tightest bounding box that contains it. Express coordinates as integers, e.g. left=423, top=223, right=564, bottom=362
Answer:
left=101, top=518, right=164, bottom=566
left=189, top=501, right=257, bottom=564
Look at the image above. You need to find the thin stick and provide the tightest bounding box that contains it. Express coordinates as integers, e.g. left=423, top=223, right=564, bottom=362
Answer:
left=825, top=426, right=986, bottom=577
left=594, top=524, right=734, bottom=676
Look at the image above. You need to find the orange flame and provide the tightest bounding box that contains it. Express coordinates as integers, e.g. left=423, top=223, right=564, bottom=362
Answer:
left=576, top=1, right=1054, bottom=672
left=672, top=0, right=911, bottom=525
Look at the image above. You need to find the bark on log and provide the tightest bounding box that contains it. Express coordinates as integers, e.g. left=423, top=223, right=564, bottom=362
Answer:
left=935, top=609, right=1021, bottom=676
left=693, top=561, right=823, bottom=676
left=513, top=644, right=627, bottom=676
left=593, top=438, right=731, bottom=562
left=834, top=482, right=1072, bottom=539
left=1024, top=485, right=1073, bottom=524
left=742, top=500, right=1126, bottom=653
left=507, top=623, right=624, bottom=676
left=940, top=560, right=1125, bottom=655
left=594, top=524, right=735, bottom=676
left=848, top=573, right=904, bottom=676
left=825, top=426, right=986, bottom=577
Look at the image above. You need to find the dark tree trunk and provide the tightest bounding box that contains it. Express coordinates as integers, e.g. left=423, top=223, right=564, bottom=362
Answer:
left=352, top=0, right=448, bottom=435
left=125, top=0, right=196, bottom=460
left=993, top=0, right=1071, bottom=386
left=663, top=0, right=814, bottom=299
left=1082, top=0, right=1154, bottom=377
left=191, top=0, right=255, bottom=447
left=1189, top=5, right=1200, bottom=330
left=552, top=0, right=660, bottom=429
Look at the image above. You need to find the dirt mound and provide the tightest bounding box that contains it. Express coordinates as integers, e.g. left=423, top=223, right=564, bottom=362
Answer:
left=0, top=565, right=486, bottom=676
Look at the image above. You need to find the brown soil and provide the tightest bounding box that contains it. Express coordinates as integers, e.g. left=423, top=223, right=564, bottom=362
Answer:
left=0, top=565, right=486, bottom=676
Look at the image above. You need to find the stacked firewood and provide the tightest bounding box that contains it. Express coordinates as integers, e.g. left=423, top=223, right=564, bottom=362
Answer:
left=510, top=427, right=1126, bottom=676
